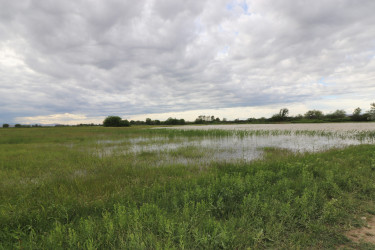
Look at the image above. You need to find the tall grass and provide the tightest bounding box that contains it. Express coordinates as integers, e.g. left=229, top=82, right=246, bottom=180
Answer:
left=0, top=127, right=375, bottom=248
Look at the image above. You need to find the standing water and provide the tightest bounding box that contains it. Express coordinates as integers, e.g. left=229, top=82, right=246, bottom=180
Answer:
left=94, top=124, right=375, bottom=164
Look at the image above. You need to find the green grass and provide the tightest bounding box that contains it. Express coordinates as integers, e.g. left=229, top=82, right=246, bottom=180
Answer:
left=1, top=126, right=375, bottom=249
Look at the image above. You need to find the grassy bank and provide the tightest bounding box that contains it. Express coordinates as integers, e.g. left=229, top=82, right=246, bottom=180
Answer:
left=1, top=127, right=375, bottom=249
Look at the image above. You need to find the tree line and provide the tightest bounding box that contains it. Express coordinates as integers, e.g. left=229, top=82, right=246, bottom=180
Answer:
left=266, top=103, right=374, bottom=123
left=2, top=103, right=374, bottom=128
left=101, top=103, right=375, bottom=127
left=102, top=116, right=186, bottom=127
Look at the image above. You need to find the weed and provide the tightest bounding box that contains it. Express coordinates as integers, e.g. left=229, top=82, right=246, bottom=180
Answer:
left=0, top=126, right=374, bottom=248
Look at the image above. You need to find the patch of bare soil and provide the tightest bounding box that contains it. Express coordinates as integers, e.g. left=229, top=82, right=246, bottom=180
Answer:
left=345, top=216, right=375, bottom=244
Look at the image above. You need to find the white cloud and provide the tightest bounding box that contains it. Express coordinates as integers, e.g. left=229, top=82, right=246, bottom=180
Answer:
left=0, top=0, right=374, bottom=123
left=15, top=113, right=104, bottom=125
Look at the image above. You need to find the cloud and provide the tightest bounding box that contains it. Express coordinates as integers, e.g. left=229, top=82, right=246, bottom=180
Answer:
left=1, top=0, right=374, bottom=124
left=15, top=113, right=104, bottom=125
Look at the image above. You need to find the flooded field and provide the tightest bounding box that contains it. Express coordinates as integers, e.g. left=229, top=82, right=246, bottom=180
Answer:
left=2, top=126, right=375, bottom=249
left=95, top=124, right=375, bottom=164
left=164, top=122, right=375, bottom=132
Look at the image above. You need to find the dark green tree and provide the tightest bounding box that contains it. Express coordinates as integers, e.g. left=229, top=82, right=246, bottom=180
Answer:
left=353, top=107, right=361, bottom=116
left=145, top=118, right=152, bottom=125
left=279, top=108, right=289, bottom=118
left=351, top=107, right=362, bottom=121
left=120, top=119, right=130, bottom=127
left=2, top=124, right=9, bottom=128
left=103, top=116, right=130, bottom=127
left=194, top=117, right=204, bottom=124
left=270, top=108, right=289, bottom=122
left=368, top=103, right=375, bottom=121
left=103, top=116, right=121, bottom=127
left=304, top=110, right=324, bottom=120
left=325, top=109, right=347, bottom=120
left=164, top=117, right=185, bottom=125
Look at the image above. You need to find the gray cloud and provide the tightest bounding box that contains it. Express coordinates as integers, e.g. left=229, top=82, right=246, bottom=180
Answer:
left=0, top=0, right=374, bottom=123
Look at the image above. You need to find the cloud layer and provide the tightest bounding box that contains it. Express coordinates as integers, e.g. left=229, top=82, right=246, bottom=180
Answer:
left=1, top=0, right=374, bottom=123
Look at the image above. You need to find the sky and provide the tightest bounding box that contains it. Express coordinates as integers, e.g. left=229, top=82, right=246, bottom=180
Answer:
left=1, top=0, right=375, bottom=125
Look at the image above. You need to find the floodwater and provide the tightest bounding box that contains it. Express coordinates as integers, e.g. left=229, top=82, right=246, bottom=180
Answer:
left=131, top=134, right=367, bottom=161
left=162, top=122, right=375, bottom=132
left=95, top=124, right=375, bottom=165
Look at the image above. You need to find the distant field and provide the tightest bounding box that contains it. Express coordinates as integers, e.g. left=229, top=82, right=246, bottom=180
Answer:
left=1, top=126, right=375, bottom=249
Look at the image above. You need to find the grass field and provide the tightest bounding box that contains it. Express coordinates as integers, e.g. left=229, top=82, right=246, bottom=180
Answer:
left=1, top=126, right=375, bottom=249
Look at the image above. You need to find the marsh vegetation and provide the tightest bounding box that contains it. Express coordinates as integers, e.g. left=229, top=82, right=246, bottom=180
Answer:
left=1, top=125, right=375, bottom=248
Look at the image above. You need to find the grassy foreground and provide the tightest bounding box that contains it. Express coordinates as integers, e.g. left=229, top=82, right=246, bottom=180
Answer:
left=1, top=127, right=375, bottom=249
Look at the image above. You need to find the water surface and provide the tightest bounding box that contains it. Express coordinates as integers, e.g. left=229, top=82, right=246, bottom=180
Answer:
left=162, top=123, right=375, bottom=132
left=94, top=131, right=374, bottom=165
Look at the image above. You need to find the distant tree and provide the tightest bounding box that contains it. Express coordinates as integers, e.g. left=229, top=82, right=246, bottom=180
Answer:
left=279, top=108, right=289, bottom=118
left=121, top=119, right=130, bottom=127
left=353, top=107, right=361, bottom=116
left=270, top=108, right=289, bottom=122
left=133, top=120, right=144, bottom=125
left=194, top=116, right=205, bottom=124
left=15, top=124, right=21, bottom=128
left=165, top=117, right=177, bottom=125
left=368, top=103, right=375, bottom=121
left=195, top=115, right=218, bottom=123
left=165, top=117, right=185, bottom=125
left=351, top=107, right=362, bottom=121
left=199, top=115, right=212, bottom=122
left=325, top=109, right=347, bottom=120
left=333, top=109, right=346, bottom=118
left=103, top=116, right=130, bottom=127
left=145, top=118, right=152, bottom=125
left=178, top=119, right=185, bottom=125
left=103, top=116, right=121, bottom=127
left=304, top=110, right=324, bottom=120
left=258, top=117, right=267, bottom=122
left=269, top=114, right=281, bottom=122
left=2, top=124, right=9, bottom=128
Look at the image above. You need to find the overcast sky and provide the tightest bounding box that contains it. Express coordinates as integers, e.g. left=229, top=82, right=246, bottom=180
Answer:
left=1, top=0, right=374, bottom=124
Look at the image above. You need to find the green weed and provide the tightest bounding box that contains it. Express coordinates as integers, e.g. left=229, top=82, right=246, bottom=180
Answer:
left=0, top=127, right=374, bottom=248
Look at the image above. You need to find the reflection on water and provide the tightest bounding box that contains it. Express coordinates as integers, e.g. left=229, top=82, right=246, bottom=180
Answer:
left=94, top=133, right=373, bottom=165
